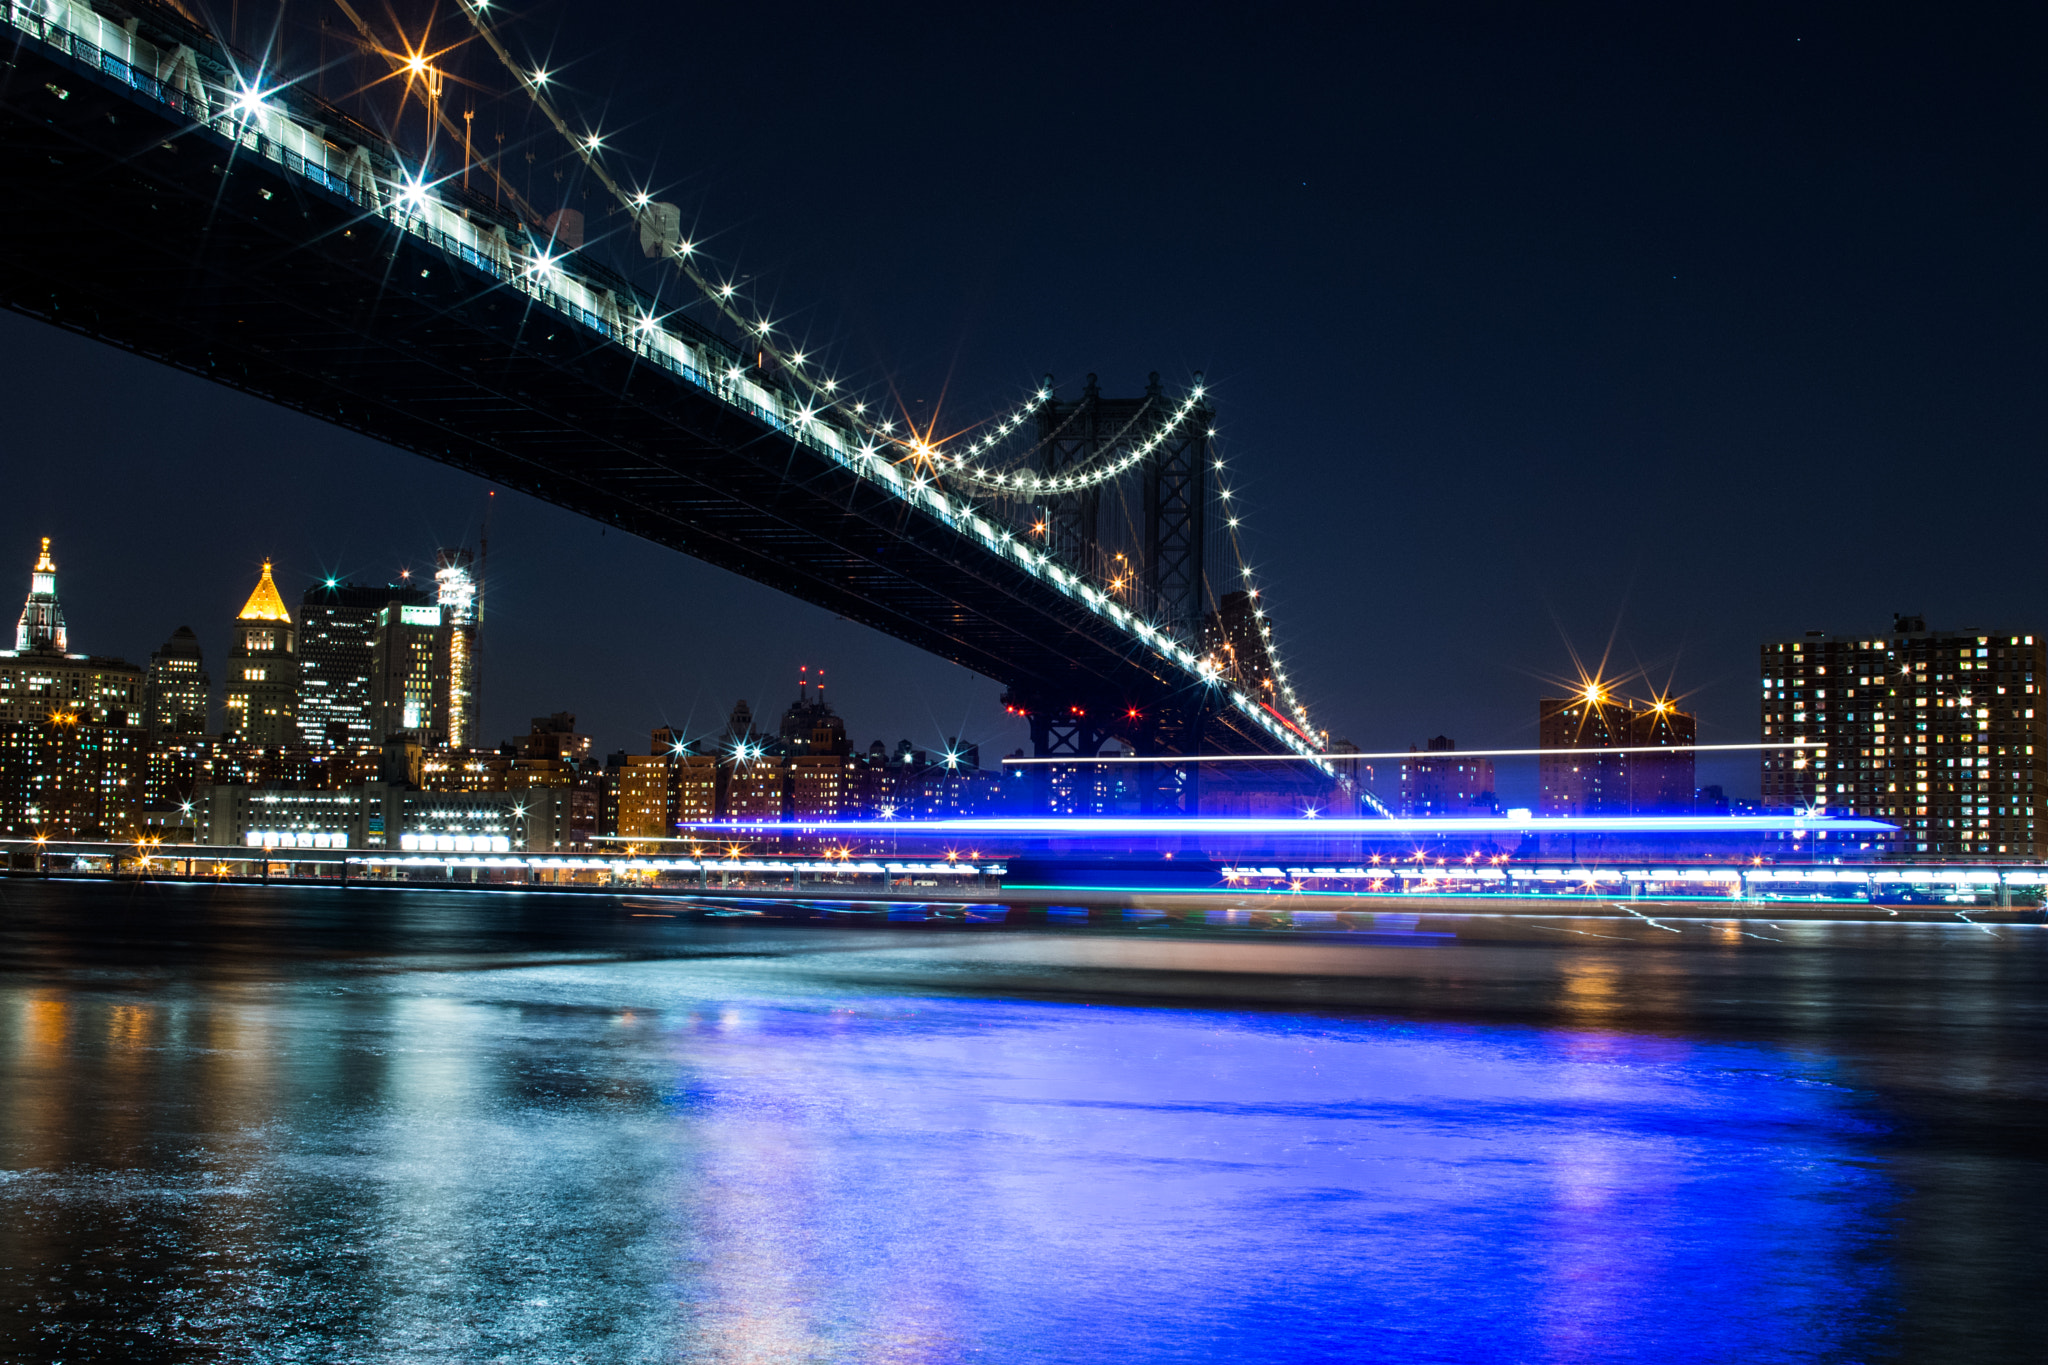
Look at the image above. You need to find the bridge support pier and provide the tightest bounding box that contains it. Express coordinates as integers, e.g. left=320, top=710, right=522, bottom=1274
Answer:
left=1022, top=704, right=1111, bottom=817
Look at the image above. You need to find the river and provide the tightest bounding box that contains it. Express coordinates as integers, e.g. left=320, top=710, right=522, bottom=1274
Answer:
left=1, top=879, right=2042, bottom=1362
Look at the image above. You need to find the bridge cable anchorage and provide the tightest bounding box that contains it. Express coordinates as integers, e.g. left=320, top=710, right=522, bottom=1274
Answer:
left=448, top=0, right=1333, bottom=767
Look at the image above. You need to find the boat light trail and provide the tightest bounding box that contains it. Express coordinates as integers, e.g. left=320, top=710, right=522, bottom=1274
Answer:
left=1001, top=741, right=1825, bottom=765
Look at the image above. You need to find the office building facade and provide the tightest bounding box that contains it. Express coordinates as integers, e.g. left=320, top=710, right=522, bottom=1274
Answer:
left=224, top=561, right=298, bottom=745
left=298, top=580, right=430, bottom=747
left=142, top=626, right=209, bottom=738
left=0, top=540, right=145, bottom=836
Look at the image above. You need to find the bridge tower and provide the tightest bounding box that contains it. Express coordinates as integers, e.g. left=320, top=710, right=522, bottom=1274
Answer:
left=1013, top=373, right=1217, bottom=814
left=1031, top=372, right=1212, bottom=642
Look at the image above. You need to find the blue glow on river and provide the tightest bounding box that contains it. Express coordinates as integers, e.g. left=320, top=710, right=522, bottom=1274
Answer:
left=1, top=927, right=1904, bottom=1361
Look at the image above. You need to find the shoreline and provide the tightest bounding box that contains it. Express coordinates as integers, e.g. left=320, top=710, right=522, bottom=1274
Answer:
left=7, top=870, right=2040, bottom=925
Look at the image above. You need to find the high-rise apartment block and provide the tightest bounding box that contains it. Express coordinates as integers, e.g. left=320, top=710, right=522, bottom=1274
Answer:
left=1201, top=589, right=1278, bottom=701
left=1761, top=618, right=2046, bottom=856
left=1538, top=689, right=1697, bottom=815
left=1399, top=737, right=1498, bottom=817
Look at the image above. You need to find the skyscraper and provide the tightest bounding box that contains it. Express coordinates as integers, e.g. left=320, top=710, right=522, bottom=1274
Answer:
left=435, top=547, right=479, bottom=749
left=0, top=540, right=142, bottom=728
left=142, top=626, right=209, bottom=738
left=298, top=580, right=430, bottom=747
left=224, top=561, right=298, bottom=745
left=15, top=537, right=65, bottom=652
left=1761, top=619, right=2046, bottom=856
left=370, top=597, right=444, bottom=743
left=0, top=539, right=145, bottom=837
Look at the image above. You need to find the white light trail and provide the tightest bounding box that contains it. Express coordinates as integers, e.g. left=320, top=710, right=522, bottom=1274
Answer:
left=1001, top=740, right=1824, bottom=766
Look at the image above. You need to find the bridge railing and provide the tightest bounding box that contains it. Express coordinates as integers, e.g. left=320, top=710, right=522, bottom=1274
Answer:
left=8, top=0, right=1336, bottom=774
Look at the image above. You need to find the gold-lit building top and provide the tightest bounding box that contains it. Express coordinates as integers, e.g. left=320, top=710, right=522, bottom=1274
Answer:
left=33, top=537, right=54, bottom=574
left=237, top=560, right=292, bottom=623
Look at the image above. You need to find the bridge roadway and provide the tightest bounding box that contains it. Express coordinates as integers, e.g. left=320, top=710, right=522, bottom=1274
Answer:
left=0, top=0, right=1329, bottom=786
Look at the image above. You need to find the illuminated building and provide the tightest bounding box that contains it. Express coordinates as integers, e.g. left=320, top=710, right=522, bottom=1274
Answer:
left=370, top=595, right=444, bottom=743
left=616, top=734, right=675, bottom=839
left=1200, top=589, right=1277, bottom=703
left=208, top=740, right=380, bottom=792
left=15, top=537, right=64, bottom=652
left=1398, top=737, right=1498, bottom=817
left=0, top=539, right=143, bottom=727
left=142, top=626, right=209, bottom=738
left=514, top=712, right=592, bottom=766
left=298, top=580, right=430, bottom=747
left=780, top=675, right=851, bottom=822
left=199, top=781, right=569, bottom=852
left=725, top=753, right=789, bottom=821
left=506, top=714, right=599, bottom=845
left=718, top=699, right=788, bottom=821
left=435, top=548, right=479, bottom=749
left=142, top=735, right=213, bottom=812
left=1539, top=689, right=1696, bottom=815
left=224, top=560, right=299, bottom=745
left=1762, top=618, right=2047, bottom=856
left=0, top=540, right=145, bottom=837
left=1042, top=743, right=1137, bottom=818
left=0, top=710, right=143, bottom=838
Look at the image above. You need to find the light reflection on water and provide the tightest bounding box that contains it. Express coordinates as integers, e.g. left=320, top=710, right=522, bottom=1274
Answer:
left=0, top=882, right=2043, bottom=1362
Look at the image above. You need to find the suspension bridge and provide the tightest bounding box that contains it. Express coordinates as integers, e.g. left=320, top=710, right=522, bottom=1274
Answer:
left=0, top=0, right=1361, bottom=811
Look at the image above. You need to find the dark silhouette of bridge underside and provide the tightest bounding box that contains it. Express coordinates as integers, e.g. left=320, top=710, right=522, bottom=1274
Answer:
left=0, top=26, right=1328, bottom=792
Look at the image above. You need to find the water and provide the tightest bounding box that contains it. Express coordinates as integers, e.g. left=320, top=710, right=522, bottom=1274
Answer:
left=1, top=882, right=2043, bottom=1362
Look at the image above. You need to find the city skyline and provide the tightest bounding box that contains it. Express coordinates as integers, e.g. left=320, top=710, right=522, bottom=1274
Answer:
left=0, top=5, right=2042, bottom=1359
left=4, top=5, right=2043, bottom=810
left=16, top=525, right=2041, bottom=812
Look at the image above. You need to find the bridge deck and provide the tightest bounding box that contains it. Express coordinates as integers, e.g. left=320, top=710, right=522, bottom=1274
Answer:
left=0, top=7, right=1328, bottom=775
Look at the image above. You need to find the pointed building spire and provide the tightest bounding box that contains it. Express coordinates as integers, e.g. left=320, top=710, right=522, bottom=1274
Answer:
left=237, top=559, right=292, bottom=623
left=16, top=537, right=67, bottom=652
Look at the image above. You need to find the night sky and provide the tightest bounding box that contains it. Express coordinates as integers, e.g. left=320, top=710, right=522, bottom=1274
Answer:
left=2, top=1, right=2043, bottom=802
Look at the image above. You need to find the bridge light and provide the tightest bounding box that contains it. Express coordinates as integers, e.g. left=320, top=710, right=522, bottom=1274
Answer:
left=531, top=68, right=549, bottom=87
left=232, top=84, right=268, bottom=120
left=585, top=133, right=603, bottom=152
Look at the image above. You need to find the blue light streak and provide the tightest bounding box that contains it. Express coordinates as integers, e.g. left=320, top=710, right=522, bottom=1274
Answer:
left=675, top=814, right=1898, bottom=836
